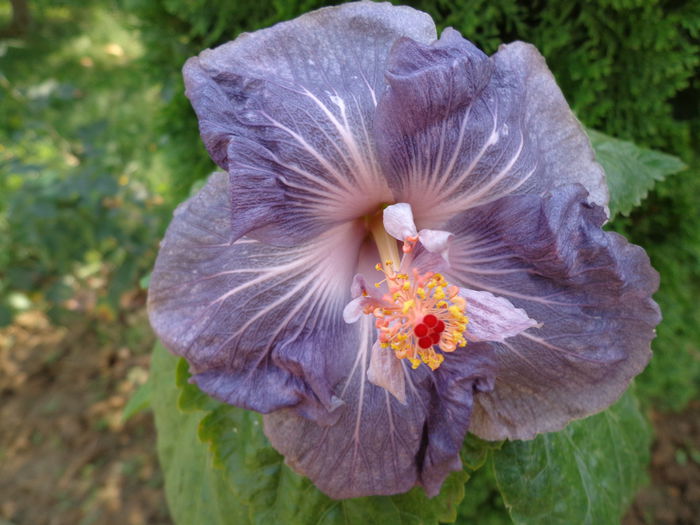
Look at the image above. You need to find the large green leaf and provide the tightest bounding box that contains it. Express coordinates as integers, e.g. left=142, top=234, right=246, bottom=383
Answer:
left=150, top=343, right=250, bottom=525
left=457, top=463, right=511, bottom=525
left=492, top=388, right=650, bottom=525
left=150, top=342, right=471, bottom=525
left=588, top=129, right=685, bottom=217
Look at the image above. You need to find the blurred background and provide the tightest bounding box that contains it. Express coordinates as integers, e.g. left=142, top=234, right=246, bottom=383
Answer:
left=0, top=1, right=698, bottom=524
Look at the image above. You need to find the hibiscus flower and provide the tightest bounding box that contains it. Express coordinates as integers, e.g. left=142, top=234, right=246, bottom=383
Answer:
left=148, top=2, right=660, bottom=499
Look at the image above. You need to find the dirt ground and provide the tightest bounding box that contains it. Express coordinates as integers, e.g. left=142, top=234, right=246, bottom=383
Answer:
left=624, top=402, right=700, bottom=525
left=0, top=306, right=698, bottom=525
left=0, top=304, right=170, bottom=525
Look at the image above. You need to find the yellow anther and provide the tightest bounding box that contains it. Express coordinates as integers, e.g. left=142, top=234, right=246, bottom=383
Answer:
left=448, top=305, right=462, bottom=317
left=366, top=252, right=469, bottom=373
left=375, top=263, right=383, bottom=271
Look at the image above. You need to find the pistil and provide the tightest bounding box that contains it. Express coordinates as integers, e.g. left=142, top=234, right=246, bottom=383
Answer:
left=369, top=214, right=402, bottom=268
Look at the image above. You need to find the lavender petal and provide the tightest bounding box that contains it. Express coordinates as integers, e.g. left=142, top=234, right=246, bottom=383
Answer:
left=183, top=2, right=437, bottom=245
left=375, top=29, right=607, bottom=229
left=443, top=185, right=660, bottom=440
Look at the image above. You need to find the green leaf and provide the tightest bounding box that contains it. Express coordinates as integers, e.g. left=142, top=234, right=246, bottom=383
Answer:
left=121, top=376, right=153, bottom=422
left=139, top=273, right=151, bottom=290
left=150, top=342, right=469, bottom=525
left=150, top=344, right=250, bottom=525
left=455, top=436, right=510, bottom=524
left=587, top=129, right=686, bottom=217
left=461, top=434, right=503, bottom=472
left=492, top=388, right=650, bottom=525
left=175, top=357, right=219, bottom=412
left=457, top=463, right=511, bottom=525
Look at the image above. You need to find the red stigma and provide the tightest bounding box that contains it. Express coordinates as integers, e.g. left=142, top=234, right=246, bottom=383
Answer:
left=414, top=316, right=446, bottom=350
left=423, top=314, right=438, bottom=327
left=418, top=336, right=433, bottom=349
left=414, top=323, right=428, bottom=337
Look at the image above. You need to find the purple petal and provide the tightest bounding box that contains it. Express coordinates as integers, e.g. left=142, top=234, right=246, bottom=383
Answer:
left=183, top=3, right=436, bottom=244
left=148, top=172, right=363, bottom=422
left=442, top=185, right=659, bottom=440
left=374, top=29, right=607, bottom=229
left=264, top=331, right=425, bottom=499
left=263, top=331, right=496, bottom=498
left=493, top=42, right=608, bottom=210
left=421, top=343, right=495, bottom=496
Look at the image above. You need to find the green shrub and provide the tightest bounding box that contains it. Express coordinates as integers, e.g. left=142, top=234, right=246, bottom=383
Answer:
left=0, top=3, right=167, bottom=322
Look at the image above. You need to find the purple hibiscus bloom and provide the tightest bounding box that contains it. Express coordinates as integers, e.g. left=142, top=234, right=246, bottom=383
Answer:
left=148, top=2, right=660, bottom=499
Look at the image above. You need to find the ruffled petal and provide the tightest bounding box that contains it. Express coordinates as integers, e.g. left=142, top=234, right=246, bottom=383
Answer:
left=264, top=323, right=424, bottom=499
left=263, top=323, right=496, bottom=498
left=421, top=343, right=495, bottom=495
left=442, top=185, right=659, bottom=440
left=493, top=42, right=608, bottom=211
left=183, top=2, right=437, bottom=244
left=148, top=172, right=363, bottom=422
left=375, top=28, right=607, bottom=229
